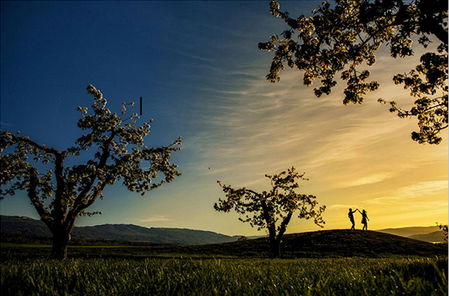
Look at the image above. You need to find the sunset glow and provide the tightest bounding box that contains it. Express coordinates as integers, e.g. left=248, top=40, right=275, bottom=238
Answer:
left=1, top=0, right=447, bottom=237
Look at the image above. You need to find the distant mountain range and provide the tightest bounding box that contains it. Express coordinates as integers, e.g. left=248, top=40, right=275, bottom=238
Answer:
left=1, top=215, right=445, bottom=245
left=377, top=226, right=445, bottom=243
left=0, top=215, right=240, bottom=245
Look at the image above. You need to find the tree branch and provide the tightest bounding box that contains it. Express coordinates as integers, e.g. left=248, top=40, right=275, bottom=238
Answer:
left=68, top=131, right=117, bottom=220
left=261, top=199, right=276, bottom=241
left=276, top=211, right=293, bottom=243
left=11, top=133, right=61, bottom=156
left=52, top=151, right=68, bottom=227
left=28, top=168, right=53, bottom=230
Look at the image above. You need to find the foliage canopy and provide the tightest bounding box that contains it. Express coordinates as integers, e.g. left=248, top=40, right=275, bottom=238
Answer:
left=259, top=0, right=448, bottom=144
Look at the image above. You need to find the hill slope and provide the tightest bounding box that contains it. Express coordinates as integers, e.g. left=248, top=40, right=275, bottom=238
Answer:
left=177, top=230, right=448, bottom=258
left=0, top=215, right=238, bottom=245
left=2, top=216, right=447, bottom=258
left=378, top=226, right=444, bottom=243
left=409, top=231, right=447, bottom=243
left=0, top=215, right=51, bottom=238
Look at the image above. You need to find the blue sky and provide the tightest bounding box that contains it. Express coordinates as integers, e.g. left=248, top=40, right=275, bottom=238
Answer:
left=1, top=0, right=447, bottom=236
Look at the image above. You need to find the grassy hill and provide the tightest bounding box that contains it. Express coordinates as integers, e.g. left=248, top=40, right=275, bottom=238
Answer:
left=174, top=229, right=448, bottom=258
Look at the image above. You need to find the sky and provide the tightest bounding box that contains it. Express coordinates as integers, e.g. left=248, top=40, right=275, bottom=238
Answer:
left=1, top=0, right=447, bottom=236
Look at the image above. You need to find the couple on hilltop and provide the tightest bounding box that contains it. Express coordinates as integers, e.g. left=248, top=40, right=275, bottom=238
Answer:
left=348, top=208, right=369, bottom=230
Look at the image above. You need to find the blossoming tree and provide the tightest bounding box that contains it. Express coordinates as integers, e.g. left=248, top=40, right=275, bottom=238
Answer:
left=0, top=84, right=181, bottom=259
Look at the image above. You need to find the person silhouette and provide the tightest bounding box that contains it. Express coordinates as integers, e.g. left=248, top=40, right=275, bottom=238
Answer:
left=357, top=209, right=369, bottom=230
left=348, top=208, right=358, bottom=230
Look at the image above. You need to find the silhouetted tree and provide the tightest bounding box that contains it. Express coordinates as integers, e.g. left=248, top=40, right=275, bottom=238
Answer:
left=0, top=85, right=182, bottom=259
left=214, top=167, right=325, bottom=258
left=259, top=0, right=448, bottom=144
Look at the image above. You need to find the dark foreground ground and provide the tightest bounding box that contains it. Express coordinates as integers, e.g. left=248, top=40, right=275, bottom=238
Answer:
left=3, top=229, right=446, bottom=260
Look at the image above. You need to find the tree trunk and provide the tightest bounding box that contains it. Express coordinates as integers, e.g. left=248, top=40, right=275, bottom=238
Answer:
left=270, top=240, right=281, bottom=259
left=270, top=240, right=281, bottom=258
left=52, top=228, right=71, bottom=259
left=267, top=224, right=278, bottom=258
left=269, top=212, right=292, bottom=258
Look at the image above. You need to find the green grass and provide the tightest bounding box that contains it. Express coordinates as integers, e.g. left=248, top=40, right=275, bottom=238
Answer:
left=1, top=257, right=447, bottom=295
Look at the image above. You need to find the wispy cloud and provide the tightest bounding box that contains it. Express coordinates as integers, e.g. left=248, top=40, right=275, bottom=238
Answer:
left=399, top=181, right=448, bottom=198
left=171, top=24, right=447, bottom=232
left=184, top=56, right=446, bottom=192
left=138, top=215, right=172, bottom=222
left=366, top=180, right=448, bottom=205
left=1, top=121, right=15, bottom=128
left=342, top=173, right=395, bottom=187
left=329, top=204, right=361, bottom=209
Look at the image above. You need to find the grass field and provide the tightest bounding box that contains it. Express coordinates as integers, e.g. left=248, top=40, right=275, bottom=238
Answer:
left=1, top=243, right=448, bottom=296
left=2, top=256, right=448, bottom=295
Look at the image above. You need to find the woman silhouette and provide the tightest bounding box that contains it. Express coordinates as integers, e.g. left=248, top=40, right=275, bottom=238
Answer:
left=358, top=209, right=369, bottom=230
left=348, top=208, right=358, bottom=230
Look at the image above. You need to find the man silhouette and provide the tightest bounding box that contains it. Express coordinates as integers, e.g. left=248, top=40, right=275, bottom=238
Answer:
left=348, top=208, right=358, bottom=230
